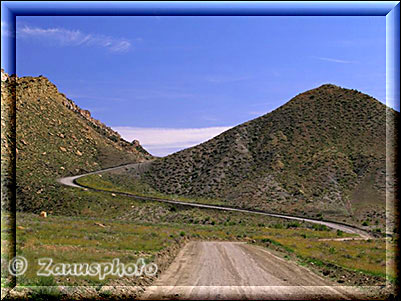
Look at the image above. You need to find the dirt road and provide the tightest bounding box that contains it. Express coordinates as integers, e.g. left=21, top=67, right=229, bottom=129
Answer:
left=142, top=241, right=366, bottom=300
left=57, top=164, right=383, bottom=299
left=56, top=162, right=149, bottom=188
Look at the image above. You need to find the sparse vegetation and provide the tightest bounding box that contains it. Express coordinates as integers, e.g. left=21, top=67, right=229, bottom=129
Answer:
left=138, top=84, right=397, bottom=231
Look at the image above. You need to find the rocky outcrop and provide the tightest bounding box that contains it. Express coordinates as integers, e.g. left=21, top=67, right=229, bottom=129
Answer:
left=10, top=72, right=149, bottom=156
left=1, top=69, right=153, bottom=213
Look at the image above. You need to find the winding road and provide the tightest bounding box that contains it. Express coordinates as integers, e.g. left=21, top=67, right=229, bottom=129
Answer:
left=57, top=163, right=378, bottom=299
left=57, top=162, right=373, bottom=238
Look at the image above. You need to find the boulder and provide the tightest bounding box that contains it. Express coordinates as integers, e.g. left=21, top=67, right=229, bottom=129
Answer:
left=132, top=140, right=140, bottom=147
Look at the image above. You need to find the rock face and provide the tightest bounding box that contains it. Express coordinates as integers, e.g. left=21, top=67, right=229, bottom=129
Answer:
left=143, top=84, right=398, bottom=229
left=1, top=70, right=153, bottom=213
left=12, top=72, right=149, bottom=155
left=1, top=69, right=16, bottom=212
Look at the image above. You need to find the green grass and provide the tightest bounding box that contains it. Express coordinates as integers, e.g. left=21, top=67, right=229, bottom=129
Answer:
left=259, top=231, right=394, bottom=280
left=76, top=172, right=228, bottom=206
left=3, top=202, right=391, bottom=291
left=73, top=171, right=395, bottom=282
left=12, top=208, right=354, bottom=287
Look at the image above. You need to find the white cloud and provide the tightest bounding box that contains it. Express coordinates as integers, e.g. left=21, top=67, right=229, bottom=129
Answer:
left=113, top=126, right=233, bottom=157
left=313, top=56, right=356, bottom=64
left=17, top=25, right=131, bottom=53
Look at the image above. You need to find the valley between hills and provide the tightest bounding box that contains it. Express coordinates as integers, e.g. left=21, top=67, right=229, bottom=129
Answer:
left=1, top=70, right=398, bottom=299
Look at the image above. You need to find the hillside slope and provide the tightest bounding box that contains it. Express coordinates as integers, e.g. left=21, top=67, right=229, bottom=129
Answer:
left=143, top=84, right=398, bottom=228
left=1, top=70, right=152, bottom=212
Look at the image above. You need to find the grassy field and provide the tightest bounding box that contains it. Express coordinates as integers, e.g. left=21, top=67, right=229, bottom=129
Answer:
left=258, top=229, right=394, bottom=280
left=75, top=172, right=395, bottom=283
left=10, top=212, right=393, bottom=289
left=9, top=212, right=337, bottom=286
left=76, top=172, right=229, bottom=206
left=1, top=212, right=394, bottom=300
left=2, top=172, right=394, bottom=299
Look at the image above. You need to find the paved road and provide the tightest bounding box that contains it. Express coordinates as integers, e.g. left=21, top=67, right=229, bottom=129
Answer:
left=57, top=163, right=373, bottom=238
left=142, top=241, right=365, bottom=300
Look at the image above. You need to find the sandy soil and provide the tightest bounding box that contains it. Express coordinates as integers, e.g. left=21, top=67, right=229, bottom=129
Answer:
left=141, top=241, right=370, bottom=300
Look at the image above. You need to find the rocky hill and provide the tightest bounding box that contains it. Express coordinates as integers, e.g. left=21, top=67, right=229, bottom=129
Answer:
left=1, top=70, right=152, bottom=212
left=143, top=84, right=398, bottom=228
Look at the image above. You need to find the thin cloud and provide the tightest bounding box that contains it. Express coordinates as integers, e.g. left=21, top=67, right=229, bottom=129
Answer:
left=313, top=56, right=356, bottom=64
left=112, top=126, right=233, bottom=156
left=206, top=75, right=251, bottom=84
left=17, top=24, right=132, bottom=53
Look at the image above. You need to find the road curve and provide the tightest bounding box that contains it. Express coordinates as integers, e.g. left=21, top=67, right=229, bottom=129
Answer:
left=56, top=163, right=144, bottom=188
left=57, top=163, right=373, bottom=238
left=141, top=241, right=366, bottom=300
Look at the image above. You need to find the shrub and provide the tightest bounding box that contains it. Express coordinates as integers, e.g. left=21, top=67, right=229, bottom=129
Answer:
left=312, top=224, right=329, bottom=231
left=286, top=222, right=300, bottom=229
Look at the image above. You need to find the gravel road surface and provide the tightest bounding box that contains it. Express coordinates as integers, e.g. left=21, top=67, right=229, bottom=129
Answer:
left=142, top=241, right=365, bottom=300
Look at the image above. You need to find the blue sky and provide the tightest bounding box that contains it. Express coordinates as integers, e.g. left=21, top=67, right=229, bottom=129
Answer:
left=9, top=16, right=387, bottom=156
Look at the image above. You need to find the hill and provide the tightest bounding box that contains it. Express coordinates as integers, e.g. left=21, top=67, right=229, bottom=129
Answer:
left=142, top=84, right=398, bottom=228
left=1, top=70, right=152, bottom=213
